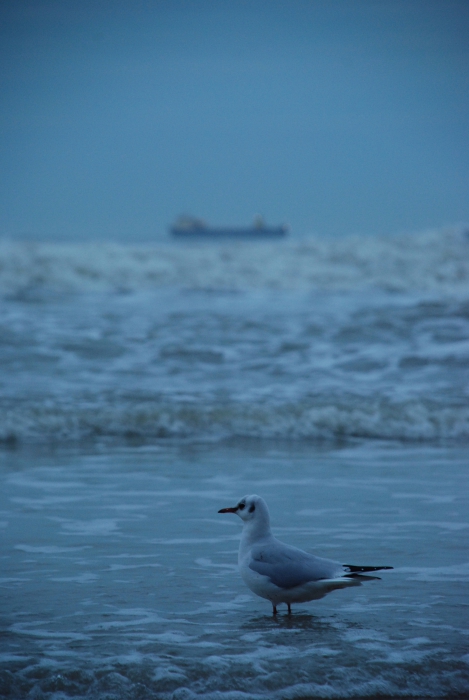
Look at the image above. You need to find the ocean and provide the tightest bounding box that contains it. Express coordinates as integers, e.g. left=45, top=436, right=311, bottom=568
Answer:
left=1, top=226, right=468, bottom=699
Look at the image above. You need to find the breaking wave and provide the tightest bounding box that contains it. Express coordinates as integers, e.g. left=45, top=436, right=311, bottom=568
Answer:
left=1, top=395, right=468, bottom=445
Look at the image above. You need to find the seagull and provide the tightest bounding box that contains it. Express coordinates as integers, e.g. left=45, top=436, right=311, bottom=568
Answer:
left=218, top=494, right=393, bottom=615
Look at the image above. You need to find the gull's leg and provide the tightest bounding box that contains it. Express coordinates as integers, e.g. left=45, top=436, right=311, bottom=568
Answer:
left=287, top=603, right=292, bottom=615
left=272, top=604, right=277, bottom=615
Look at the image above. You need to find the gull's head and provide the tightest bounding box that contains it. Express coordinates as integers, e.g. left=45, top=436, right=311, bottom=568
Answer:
left=218, top=494, right=270, bottom=527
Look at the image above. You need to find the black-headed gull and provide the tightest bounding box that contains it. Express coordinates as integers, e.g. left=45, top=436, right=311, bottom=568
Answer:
left=219, top=494, right=393, bottom=614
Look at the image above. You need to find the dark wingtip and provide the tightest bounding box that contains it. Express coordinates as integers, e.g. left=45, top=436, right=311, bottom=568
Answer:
left=347, top=565, right=394, bottom=572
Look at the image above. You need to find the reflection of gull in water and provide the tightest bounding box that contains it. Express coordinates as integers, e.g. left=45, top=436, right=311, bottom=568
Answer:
left=219, top=494, right=393, bottom=615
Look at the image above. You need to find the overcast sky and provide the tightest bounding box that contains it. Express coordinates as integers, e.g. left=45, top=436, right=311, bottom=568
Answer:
left=1, top=0, right=468, bottom=241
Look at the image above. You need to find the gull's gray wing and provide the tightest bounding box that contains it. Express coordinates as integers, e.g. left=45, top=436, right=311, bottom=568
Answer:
left=249, top=540, right=343, bottom=589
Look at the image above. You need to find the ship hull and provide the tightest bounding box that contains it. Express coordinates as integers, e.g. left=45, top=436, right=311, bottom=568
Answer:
left=170, top=226, right=288, bottom=240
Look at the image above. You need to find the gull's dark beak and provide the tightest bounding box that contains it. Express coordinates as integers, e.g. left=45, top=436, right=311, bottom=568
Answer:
left=218, top=506, right=238, bottom=514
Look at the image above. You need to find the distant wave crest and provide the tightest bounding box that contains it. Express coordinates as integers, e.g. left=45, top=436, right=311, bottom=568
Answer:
left=1, top=226, right=468, bottom=295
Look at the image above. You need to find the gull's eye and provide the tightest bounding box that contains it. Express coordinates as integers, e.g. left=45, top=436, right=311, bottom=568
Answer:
left=238, top=503, right=245, bottom=510
left=249, top=504, right=255, bottom=513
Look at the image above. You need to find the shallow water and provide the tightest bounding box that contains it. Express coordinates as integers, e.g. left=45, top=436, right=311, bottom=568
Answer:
left=1, top=440, right=468, bottom=699
left=1, top=229, right=468, bottom=697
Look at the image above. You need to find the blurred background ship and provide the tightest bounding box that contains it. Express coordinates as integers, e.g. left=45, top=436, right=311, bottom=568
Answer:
left=170, top=214, right=289, bottom=240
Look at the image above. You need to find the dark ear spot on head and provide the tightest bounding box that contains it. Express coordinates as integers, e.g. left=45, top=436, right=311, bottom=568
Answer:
left=249, top=504, right=255, bottom=513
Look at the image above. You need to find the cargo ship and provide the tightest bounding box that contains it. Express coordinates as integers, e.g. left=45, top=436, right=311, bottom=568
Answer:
left=170, top=215, right=289, bottom=240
